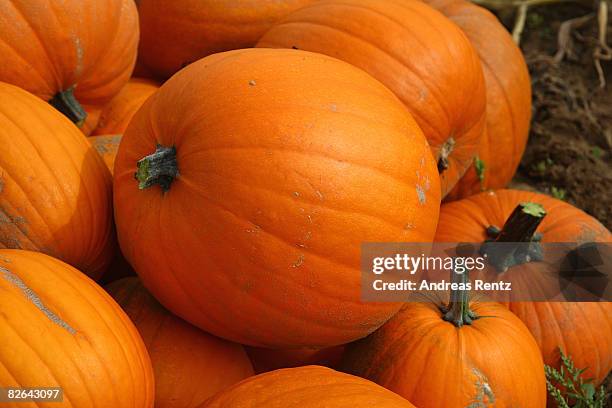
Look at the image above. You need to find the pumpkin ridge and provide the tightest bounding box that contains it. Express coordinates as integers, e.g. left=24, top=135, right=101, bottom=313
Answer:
left=34, top=112, right=110, bottom=268
left=177, top=175, right=421, bottom=275
left=8, top=0, right=60, bottom=88
left=575, top=303, right=599, bottom=377
left=149, top=203, right=302, bottom=347
left=39, top=255, right=146, bottom=396
left=0, top=262, right=100, bottom=407
left=159, top=187, right=362, bottom=300
left=182, top=144, right=423, bottom=188
left=170, top=100, right=418, bottom=137
left=183, top=163, right=419, bottom=230
left=37, top=114, right=111, bottom=266
left=0, top=266, right=76, bottom=334
left=156, top=203, right=392, bottom=346
left=363, top=305, right=437, bottom=380
left=75, top=0, right=126, bottom=86
left=0, top=196, right=37, bottom=250
left=160, top=192, right=371, bottom=302
left=0, top=110, right=83, bottom=247
left=0, top=318, right=80, bottom=406
left=0, top=34, right=50, bottom=93
left=268, top=19, right=447, bottom=141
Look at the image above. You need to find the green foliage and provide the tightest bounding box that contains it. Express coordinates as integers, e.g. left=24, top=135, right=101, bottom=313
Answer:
left=474, top=156, right=486, bottom=189
left=527, top=12, right=544, bottom=28
left=590, top=146, right=603, bottom=159
left=551, top=186, right=566, bottom=201
left=545, top=348, right=608, bottom=408
left=535, top=158, right=554, bottom=174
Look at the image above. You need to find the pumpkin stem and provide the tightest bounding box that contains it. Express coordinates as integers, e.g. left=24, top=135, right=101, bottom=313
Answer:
left=480, top=202, right=546, bottom=272
left=441, top=267, right=477, bottom=327
left=48, top=87, right=87, bottom=127
left=135, top=144, right=178, bottom=192
left=437, top=137, right=455, bottom=173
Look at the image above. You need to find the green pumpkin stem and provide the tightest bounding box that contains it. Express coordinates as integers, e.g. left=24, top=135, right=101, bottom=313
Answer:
left=48, top=88, right=87, bottom=127
left=480, top=202, right=546, bottom=272
left=441, top=268, right=477, bottom=327
left=135, top=145, right=178, bottom=192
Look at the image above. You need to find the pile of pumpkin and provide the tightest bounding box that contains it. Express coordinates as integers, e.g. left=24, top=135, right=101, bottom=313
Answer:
left=0, top=0, right=610, bottom=407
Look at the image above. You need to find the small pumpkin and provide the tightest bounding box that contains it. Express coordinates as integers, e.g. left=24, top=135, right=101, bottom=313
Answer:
left=0, top=82, right=115, bottom=279
left=258, top=0, right=487, bottom=196
left=0, top=0, right=139, bottom=133
left=246, top=345, right=344, bottom=374
left=342, top=272, right=547, bottom=407
left=114, top=48, right=440, bottom=347
left=137, top=0, right=319, bottom=79
left=106, top=277, right=254, bottom=407
left=0, top=250, right=154, bottom=407
left=93, top=78, right=159, bottom=136
left=198, top=366, right=415, bottom=408
left=435, top=189, right=612, bottom=385
left=90, top=134, right=122, bottom=175
left=425, top=0, right=532, bottom=199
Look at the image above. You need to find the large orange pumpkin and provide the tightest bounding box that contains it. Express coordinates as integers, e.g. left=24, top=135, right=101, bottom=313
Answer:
left=246, top=345, right=344, bottom=374
left=425, top=0, right=532, bottom=199
left=106, top=277, right=254, bottom=407
left=0, top=0, right=139, bottom=133
left=90, top=134, right=122, bottom=175
left=93, top=78, right=159, bottom=136
left=435, top=189, right=612, bottom=385
left=137, top=0, right=318, bottom=79
left=0, top=82, right=115, bottom=279
left=342, top=284, right=547, bottom=406
left=198, top=366, right=415, bottom=407
left=258, top=0, right=486, bottom=196
left=0, top=250, right=154, bottom=407
left=114, top=48, right=440, bottom=347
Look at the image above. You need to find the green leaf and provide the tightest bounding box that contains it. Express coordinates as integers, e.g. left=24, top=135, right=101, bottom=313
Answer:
left=474, top=156, right=486, bottom=184
left=583, top=383, right=595, bottom=400
left=545, top=348, right=605, bottom=407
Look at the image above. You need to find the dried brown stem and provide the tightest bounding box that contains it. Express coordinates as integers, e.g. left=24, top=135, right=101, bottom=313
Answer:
left=554, top=13, right=595, bottom=63
left=594, top=0, right=610, bottom=88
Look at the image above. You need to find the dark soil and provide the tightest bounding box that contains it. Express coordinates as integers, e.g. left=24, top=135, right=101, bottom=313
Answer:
left=499, top=3, right=612, bottom=230
left=492, top=4, right=612, bottom=404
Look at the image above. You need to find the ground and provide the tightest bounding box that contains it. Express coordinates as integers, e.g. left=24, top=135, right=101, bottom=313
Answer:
left=491, top=4, right=611, bottom=404
left=496, top=3, right=611, bottom=230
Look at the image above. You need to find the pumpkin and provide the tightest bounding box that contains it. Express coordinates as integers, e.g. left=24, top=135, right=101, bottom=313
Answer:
left=90, top=134, right=122, bottom=175
left=0, top=0, right=139, bottom=133
left=114, top=48, right=441, bottom=347
left=0, top=82, right=115, bottom=280
left=198, top=366, right=415, bottom=407
left=246, top=345, right=344, bottom=374
left=257, top=0, right=486, bottom=197
left=342, top=275, right=547, bottom=406
left=106, top=277, right=254, bottom=407
left=435, top=189, right=612, bottom=385
left=93, top=78, right=159, bottom=136
left=0, top=250, right=154, bottom=407
left=137, top=0, right=319, bottom=79
left=425, top=0, right=532, bottom=200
